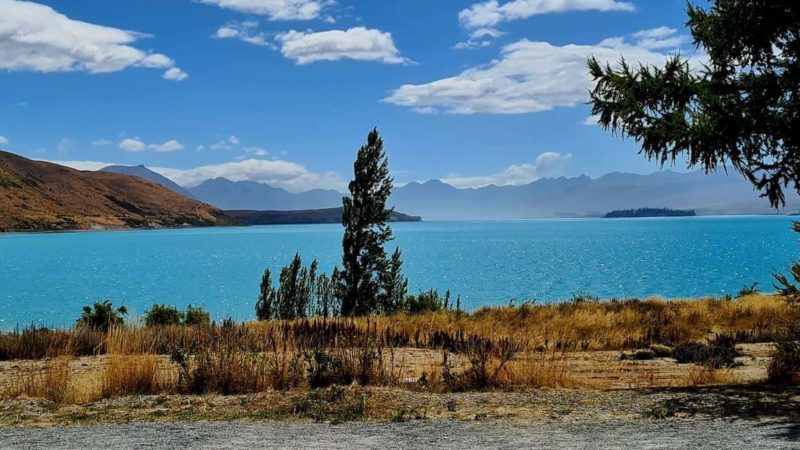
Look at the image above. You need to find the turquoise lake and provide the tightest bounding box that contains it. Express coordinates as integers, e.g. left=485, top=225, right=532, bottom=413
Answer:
left=1, top=216, right=798, bottom=328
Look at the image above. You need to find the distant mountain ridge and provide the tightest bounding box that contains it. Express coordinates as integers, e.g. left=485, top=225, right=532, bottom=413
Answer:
left=101, top=164, right=194, bottom=198
left=0, top=152, right=230, bottom=232
left=188, top=178, right=343, bottom=211
left=99, top=164, right=798, bottom=220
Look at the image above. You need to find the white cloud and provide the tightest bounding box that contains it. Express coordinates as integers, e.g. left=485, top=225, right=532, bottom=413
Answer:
left=119, top=138, right=146, bottom=152
left=47, top=156, right=345, bottom=192
left=163, top=67, right=188, bottom=81
left=630, top=27, right=689, bottom=50
left=214, top=21, right=272, bottom=47
left=91, top=139, right=113, bottom=147
left=44, top=159, right=114, bottom=171
left=442, top=152, right=572, bottom=188
left=210, top=135, right=240, bottom=151
left=0, top=0, right=186, bottom=80
left=454, top=28, right=504, bottom=50
left=245, top=146, right=269, bottom=156
left=582, top=116, right=599, bottom=126
left=197, top=0, right=333, bottom=21
left=118, top=138, right=183, bottom=152
left=276, top=27, right=408, bottom=64
left=0, top=135, right=8, bottom=146
left=152, top=158, right=345, bottom=192
left=385, top=28, right=699, bottom=115
left=459, top=0, right=635, bottom=29
left=148, top=140, right=184, bottom=153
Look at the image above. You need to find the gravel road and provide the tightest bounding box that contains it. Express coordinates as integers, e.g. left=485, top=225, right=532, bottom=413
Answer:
left=1, top=419, right=798, bottom=449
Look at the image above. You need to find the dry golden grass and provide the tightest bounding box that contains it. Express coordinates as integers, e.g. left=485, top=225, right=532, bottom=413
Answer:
left=0, top=295, right=793, bottom=402
left=101, top=355, right=168, bottom=398
left=2, top=357, right=74, bottom=403
left=684, top=366, right=741, bottom=386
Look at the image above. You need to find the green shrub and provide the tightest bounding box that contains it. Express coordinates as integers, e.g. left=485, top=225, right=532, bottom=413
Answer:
left=184, top=305, right=210, bottom=326
left=571, top=291, right=599, bottom=303
left=406, top=289, right=456, bottom=314
left=768, top=341, right=800, bottom=383
left=144, top=304, right=183, bottom=327
left=77, top=300, right=127, bottom=331
left=736, top=282, right=760, bottom=298
left=290, top=386, right=366, bottom=424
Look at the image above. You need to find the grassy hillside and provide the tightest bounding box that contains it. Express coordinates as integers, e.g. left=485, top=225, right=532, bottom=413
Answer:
left=0, top=151, right=232, bottom=232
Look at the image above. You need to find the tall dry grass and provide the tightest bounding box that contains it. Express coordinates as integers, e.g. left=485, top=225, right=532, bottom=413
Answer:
left=101, top=355, right=167, bottom=397
left=2, top=295, right=795, bottom=361
left=0, top=295, right=794, bottom=400
left=2, top=357, right=74, bottom=403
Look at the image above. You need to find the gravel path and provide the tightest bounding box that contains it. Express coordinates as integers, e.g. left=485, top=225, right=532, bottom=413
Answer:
left=1, top=419, right=798, bottom=449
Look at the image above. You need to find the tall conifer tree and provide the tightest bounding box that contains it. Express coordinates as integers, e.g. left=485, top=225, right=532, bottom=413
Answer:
left=340, top=128, right=394, bottom=316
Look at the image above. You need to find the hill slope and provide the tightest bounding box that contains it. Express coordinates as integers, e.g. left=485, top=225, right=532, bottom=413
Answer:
left=0, top=151, right=231, bottom=232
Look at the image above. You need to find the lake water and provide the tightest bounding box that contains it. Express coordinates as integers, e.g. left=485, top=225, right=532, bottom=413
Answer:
left=1, top=216, right=797, bottom=328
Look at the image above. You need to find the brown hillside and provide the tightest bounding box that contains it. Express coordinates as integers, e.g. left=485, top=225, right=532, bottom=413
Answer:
left=0, top=151, right=231, bottom=232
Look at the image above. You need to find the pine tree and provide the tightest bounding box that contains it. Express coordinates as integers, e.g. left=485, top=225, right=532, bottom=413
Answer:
left=340, top=128, right=395, bottom=316
left=255, top=268, right=275, bottom=320
left=277, top=253, right=303, bottom=320
left=587, top=0, right=800, bottom=208
left=380, top=247, right=408, bottom=314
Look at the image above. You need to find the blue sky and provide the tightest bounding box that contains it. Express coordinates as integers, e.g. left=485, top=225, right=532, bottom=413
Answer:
left=0, top=0, right=706, bottom=192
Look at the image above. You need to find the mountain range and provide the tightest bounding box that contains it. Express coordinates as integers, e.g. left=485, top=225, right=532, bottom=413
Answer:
left=101, top=164, right=798, bottom=220
left=0, top=151, right=230, bottom=232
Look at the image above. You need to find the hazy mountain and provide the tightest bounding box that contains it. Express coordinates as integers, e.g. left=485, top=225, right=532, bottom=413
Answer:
left=98, top=165, right=797, bottom=220
left=187, top=178, right=343, bottom=211
left=101, top=165, right=194, bottom=198
left=391, top=170, right=799, bottom=220
left=0, top=152, right=230, bottom=232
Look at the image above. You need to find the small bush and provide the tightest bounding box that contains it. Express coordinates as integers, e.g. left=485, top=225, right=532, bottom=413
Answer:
left=672, top=335, right=739, bottom=368
left=633, top=349, right=656, bottom=360
left=571, top=291, right=599, bottom=303
left=144, top=304, right=183, bottom=327
left=767, top=341, right=800, bottom=383
left=290, top=386, right=366, bottom=424
left=184, top=305, right=210, bottom=326
left=736, top=282, right=760, bottom=298
left=406, top=289, right=452, bottom=314
left=77, top=300, right=127, bottom=331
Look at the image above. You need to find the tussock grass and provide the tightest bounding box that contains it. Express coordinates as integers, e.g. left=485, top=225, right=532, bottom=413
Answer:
left=101, top=355, right=167, bottom=397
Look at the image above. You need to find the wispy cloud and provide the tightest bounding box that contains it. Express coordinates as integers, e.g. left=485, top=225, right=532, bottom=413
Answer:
left=153, top=159, right=345, bottom=192
left=119, top=138, right=184, bottom=153
left=459, top=0, right=635, bottom=29
left=197, top=0, right=334, bottom=21
left=442, top=152, right=572, bottom=188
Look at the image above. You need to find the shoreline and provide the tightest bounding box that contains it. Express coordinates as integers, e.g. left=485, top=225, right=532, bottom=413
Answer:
left=2, top=213, right=797, bottom=235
